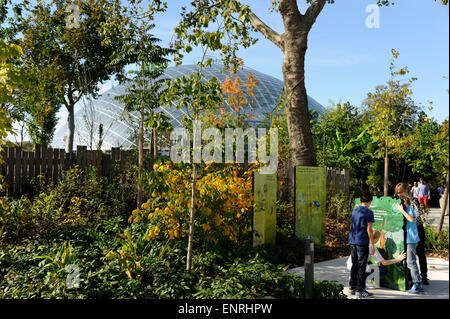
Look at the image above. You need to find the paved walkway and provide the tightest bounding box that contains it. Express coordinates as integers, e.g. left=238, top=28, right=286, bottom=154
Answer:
left=286, top=257, right=449, bottom=299
left=427, top=207, right=448, bottom=229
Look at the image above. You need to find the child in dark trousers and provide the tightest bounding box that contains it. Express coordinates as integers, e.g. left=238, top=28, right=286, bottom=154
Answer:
left=396, top=197, right=425, bottom=294
left=349, top=192, right=376, bottom=298
left=395, top=183, right=429, bottom=285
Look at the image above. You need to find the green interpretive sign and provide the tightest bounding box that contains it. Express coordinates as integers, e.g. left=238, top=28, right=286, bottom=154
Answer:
left=354, top=196, right=406, bottom=291
left=294, top=166, right=326, bottom=244
left=253, top=171, right=277, bottom=247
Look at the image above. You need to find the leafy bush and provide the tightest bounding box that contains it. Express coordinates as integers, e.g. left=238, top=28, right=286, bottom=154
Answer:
left=0, top=166, right=135, bottom=245
left=326, top=190, right=354, bottom=225
left=424, top=225, right=449, bottom=257
left=0, top=160, right=348, bottom=299
left=193, top=256, right=305, bottom=299
left=0, top=220, right=347, bottom=299
left=0, top=227, right=125, bottom=298
left=128, top=162, right=256, bottom=249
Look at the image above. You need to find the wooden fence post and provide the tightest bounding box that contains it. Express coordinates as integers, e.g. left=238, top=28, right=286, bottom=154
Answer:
left=22, top=151, right=29, bottom=190
left=0, top=148, right=6, bottom=182
left=29, top=148, right=35, bottom=182
left=14, top=147, right=22, bottom=195
left=53, top=149, right=59, bottom=185
left=344, top=168, right=350, bottom=196
left=58, top=149, right=65, bottom=178
left=41, top=144, right=48, bottom=180
left=102, top=152, right=111, bottom=178
left=35, top=144, right=41, bottom=178
left=47, top=147, right=53, bottom=183
left=7, top=147, right=14, bottom=195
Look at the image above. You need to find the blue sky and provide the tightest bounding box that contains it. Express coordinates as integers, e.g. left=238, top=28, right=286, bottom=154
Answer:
left=15, top=0, right=448, bottom=141
left=148, top=0, right=449, bottom=123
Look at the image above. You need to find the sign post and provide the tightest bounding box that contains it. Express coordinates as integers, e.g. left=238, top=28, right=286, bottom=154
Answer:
left=294, top=166, right=326, bottom=244
left=304, top=237, right=314, bottom=299
left=253, top=171, right=277, bottom=247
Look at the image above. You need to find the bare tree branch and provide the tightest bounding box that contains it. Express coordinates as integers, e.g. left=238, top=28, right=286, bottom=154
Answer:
left=304, top=0, right=327, bottom=27
left=278, top=0, right=303, bottom=18
left=248, top=10, right=283, bottom=49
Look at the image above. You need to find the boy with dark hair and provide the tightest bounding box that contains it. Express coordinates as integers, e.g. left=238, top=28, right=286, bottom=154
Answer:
left=349, top=192, right=375, bottom=298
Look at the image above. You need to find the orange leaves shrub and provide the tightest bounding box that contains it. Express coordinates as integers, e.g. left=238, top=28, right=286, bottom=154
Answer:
left=128, top=162, right=258, bottom=247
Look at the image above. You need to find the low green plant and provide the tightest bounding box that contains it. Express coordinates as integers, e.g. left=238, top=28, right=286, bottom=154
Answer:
left=424, top=225, right=449, bottom=257
left=0, top=196, right=34, bottom=242
left=35, top=241, right=80, bottom=296
left=193, top=256, right=304, bottom=299
left=0, top=224, right=347, bottom=299
left=0, top=165, right=136, bottom=245
left=326, top=190, right=353, bottom=225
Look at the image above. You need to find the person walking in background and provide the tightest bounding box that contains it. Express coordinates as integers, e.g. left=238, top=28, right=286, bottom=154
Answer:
left=395, top=197, right=425, bottom=294
left=417, top=178, right=431, bottom=211
left=387, top=180, right=395, bottom=196
left=348, top=192, right=376, bottom=298
left=395, top=183, right=429, bottom=285
left=411, top=181, right=419, bottom=198
left=437, top=184, right=444, bottom=196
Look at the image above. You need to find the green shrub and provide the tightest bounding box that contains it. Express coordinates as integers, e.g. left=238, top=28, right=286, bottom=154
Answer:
left=0, top=165, right=135, bottom=245
left=193, top=256, right=305, bottom=298
left=0, top=225, right=347, bottom=299
left=0, top=162, right=347, bottom=300
left=0, top=196, right=34, bottom=242
left=326, top=190, right=354, bottom=226
left=424, top=225, right=449, bottom=257
left=0, top=227, right=125, bottom=298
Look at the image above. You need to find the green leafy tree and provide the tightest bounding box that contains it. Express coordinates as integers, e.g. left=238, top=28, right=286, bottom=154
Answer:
left=364, top=49, right=421, bottom=196
left=113, top=24, right=172, bottom=207
left=161, top=46, right=223, bottom=271
left=168, top=0, right=447, bottom=169
left=10, top=0, right=134, bottom=152
left=312, top=103, right=368, bottom=168
left=401, top=116, right=441, bottom=181
left=405, top=118, right=449, bottom=231
left=0, top=39, right=26, bottom=187
left=146, top=111, right=172, bottom=162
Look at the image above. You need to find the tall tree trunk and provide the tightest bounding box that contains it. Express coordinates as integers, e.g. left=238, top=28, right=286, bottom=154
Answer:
left=248, top=0, right=325, bottom=173
left=280, top=10, right=318, bottom=203
left=383, top=144, right=389, bottom=196
left=186, top=164, right=197, bottom=271
left=149, top=130, right=154, bottom=171
left=65, top=101, right=75, bottom=154
left=153, top=128, right=157, bottom=160
left=283, top=37, right=316, bottom=168
left=137, top=111, right=144, bottom=208
left=438, top=173, right=449, bottom=233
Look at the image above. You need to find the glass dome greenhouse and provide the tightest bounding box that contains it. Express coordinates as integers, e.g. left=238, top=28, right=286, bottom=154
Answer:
left=52, top=63, right=325, bottom=150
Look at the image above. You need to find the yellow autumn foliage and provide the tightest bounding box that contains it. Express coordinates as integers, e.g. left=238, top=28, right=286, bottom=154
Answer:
left=127, top=162, right=258, bottom=245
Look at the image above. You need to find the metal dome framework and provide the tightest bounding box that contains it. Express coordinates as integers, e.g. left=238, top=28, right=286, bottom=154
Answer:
left=52, top=64, right=325, bottom=150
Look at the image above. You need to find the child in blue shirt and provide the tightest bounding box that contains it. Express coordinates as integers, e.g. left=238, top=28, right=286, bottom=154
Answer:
left=396, top=196, right=424, bottom=294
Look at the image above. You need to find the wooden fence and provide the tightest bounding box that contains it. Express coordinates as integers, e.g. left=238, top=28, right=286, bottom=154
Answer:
left=327, top=168, right=350, bottom=196
left=0, top=144, right=140, bottom=196
left=278, top=162, right=350, bottom=197
left=1, top=145, right=350, bottom=197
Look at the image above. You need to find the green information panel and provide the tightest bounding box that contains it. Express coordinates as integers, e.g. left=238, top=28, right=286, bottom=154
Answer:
left=294, top=166, right=326, bottom=244
left=253, top=172, right=277, bottom=247
left=354, top=196, right=406, bottom=291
